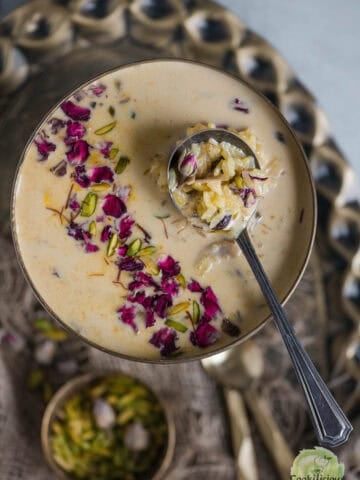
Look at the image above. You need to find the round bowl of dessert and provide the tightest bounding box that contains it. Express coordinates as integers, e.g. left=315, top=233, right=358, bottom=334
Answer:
left=11, top=59, right=316, bottom=362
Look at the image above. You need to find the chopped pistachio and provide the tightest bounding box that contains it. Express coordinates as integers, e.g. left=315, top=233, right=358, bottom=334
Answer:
left=115, top=156, right=130, bottom=174
left=192, top=300, right=200, bottom=324
left=94, top=121, right=117, bottom=135
left=176, top=273, right=186, bottom=289
left=164, top=319, right=188, bottom=333
left=136, top=245, right=156, bottom=257
left=127, top=238, right=142, bottom=256
left=91, top=183, right=111, bottom=192
left=142, top=257, right=160, bottom=275
left=107, top=233, right=119, bottom=257
left=81, top=192, right=98, bottom=217
left=89, top=221, right=97, bottom=236
left=167, top=302, right=190, bottom=316
left=49, top=375, right=168, bottom=479
left=109, top=147, right=119, bottom=160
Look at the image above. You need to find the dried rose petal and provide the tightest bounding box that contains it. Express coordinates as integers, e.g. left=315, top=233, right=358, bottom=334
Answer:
left=68, top=198, right=80, bottom=212
left=150, top=327, right=178, bottom=356
left=179, top=153, right=197, bottom=177
left=230, top=187, right=257, bottom=208
left=144, top=308, right=156, bottom=328
left=128, top=291, right=146, bottom=305
left=66, top=140, right=90, bottom=165
left=48, top=117, right=66, bottom=134
left=117, top=245, right=127, bottom=256
left=95, top=141, right=113, bottom=158
left=157, top=255, right=180, bottom=279
left=117, top=305, right=137, bottom=332
left=161, top=278, right=179, bottom=297
left=187, top=279, right=203, bottom=292
left=190, top=322, right=219, bottom=348
left=154, top=293, right=172, bottom=318
left=61, top=100, right=91, bottom=121
left=85, top=243, right=99, bottom=253
left=89, top=166, right=114, bottom=184
left=34, top=135, right=56, bottom=160
left=100, top=225, right=112, bottom=242
left=118, top=215, right=135, bottom=239
left=73, top=165, right=90, bottom=188
left=200, top=286, right=221, bottom=320
left=128, top=272, right=158, bottom=291
left=102, top=194, right=126, bottom=218
left=117, top=257, right=144, bottom=272
left=89, top=83, right=106, bottom=97
left=233, top=98, right=249, bottom=114
left=65, top=120, right=86, bottom=144
left=67, top=222, right=84, bottom=241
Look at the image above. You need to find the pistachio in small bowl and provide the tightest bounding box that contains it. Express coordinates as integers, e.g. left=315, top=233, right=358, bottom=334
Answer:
left=41, top=372, right=175, bottom=480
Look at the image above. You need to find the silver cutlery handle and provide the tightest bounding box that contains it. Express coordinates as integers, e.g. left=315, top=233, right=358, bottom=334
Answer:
left=237, top=229, right=353, bottom=448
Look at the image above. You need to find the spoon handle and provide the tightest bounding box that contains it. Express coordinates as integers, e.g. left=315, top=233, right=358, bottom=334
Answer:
left=236, top=229, right=353, bottom=448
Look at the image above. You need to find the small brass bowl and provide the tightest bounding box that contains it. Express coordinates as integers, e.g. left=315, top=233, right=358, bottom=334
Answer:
left=41, top=371, right=176, bottom=480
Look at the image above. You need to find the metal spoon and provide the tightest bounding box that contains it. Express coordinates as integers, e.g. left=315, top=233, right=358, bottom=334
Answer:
left=202, top=341, right=293, bottom=480
left=168, top=128, right=352, bottom=448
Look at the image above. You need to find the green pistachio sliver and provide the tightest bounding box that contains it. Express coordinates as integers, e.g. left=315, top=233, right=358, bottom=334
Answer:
left=167, top=301, right=190, bottom=316
left=34, top=318, right=52, bottom=332
left=165, top=319, right=188, bottom=333
left=109, top=147, right=119, bottom=160
left=192, top=300, right=200, bottom=324
left=142, top=257, right=160, bottom=275
left=94, top=121, right=117, bottom=135
left=127, top=238, right=142, bottom=256
left=176, top=273, right=186, bottom=289
left=89, top=221, right=97, bottom=236
left=136, top=245, right=156, bottom=257
left=107, top=233, right=119, bottom=257
left=115, top=155, right=130, bottom=174
left=81, top=192, right=98, bottom=217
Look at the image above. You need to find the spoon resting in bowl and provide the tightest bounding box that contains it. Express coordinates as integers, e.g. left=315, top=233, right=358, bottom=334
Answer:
left=168, top=128, right=352, bottom=448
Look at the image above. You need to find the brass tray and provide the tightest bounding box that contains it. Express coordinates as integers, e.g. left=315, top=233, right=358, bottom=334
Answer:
left=0, top=0, right=359, bottom=478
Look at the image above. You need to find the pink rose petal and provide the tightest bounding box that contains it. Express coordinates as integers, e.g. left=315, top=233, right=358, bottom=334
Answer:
left=157, top=255, right=180, bottom=279
left=190, top=322, right=219, bottom=348
left=161, top=278, right=179, bottom=297
left=100, top=225, right=112, bottom=242
left=73, top=165, right=90, bottom=187
left=187, top=279, right=203, bottom=292
left=61, top=100, right=91, bottom=121
left=200, top=286, right=221, bottom=321
left=150, top=327, right=178, bottom=356
left=66, top=140, right=90, bottom=165
left=34, top=135, right=56, bottom=160
left=117, top=305, right=137, bottom=332
left=89, top=166, right=114, bottom=184
left=102, top=194, right=126, bottom=218
left=118, top=215, right=135, bottom=239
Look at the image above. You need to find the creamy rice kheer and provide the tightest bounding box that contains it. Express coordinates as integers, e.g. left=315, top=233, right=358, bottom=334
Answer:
left=12, top=60, right=315, bottom=360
